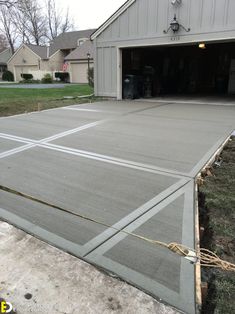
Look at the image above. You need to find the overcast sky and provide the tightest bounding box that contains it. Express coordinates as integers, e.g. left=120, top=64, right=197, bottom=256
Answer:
left=55, top=0, right=126, bottom=30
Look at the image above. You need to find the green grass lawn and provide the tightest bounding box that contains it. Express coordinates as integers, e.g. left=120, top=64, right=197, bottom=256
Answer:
left=0, top=84, right=94, bottom=117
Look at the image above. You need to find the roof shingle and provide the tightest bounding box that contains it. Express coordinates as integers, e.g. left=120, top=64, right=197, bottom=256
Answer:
left=0, top=48, right=12, bottom=64
left=25, top=44, right=48, bottom=59
left=65, top=40, right=94, bottom=61
left=50, top=29, right=96, bottom=54
left=25, top=29, right=96, bottom=59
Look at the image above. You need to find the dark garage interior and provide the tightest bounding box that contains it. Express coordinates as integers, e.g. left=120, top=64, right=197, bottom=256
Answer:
left=122, top=42, right=235, bottom=99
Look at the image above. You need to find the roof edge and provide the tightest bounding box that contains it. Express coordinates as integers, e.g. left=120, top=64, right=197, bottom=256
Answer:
left=0, top=47, right=11, bottom=56
left=90, top=0, right=136, bottom=40
left=7, top=44, right=24, bottom=64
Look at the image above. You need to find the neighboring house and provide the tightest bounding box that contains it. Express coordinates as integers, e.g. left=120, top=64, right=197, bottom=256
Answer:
left=7, top=29, right=96, bottom=82
left=91, top=0, right=235, bottom=99
left=65, top=40, right=94, bottom=84
left=0, top=48, right=12, bottom=80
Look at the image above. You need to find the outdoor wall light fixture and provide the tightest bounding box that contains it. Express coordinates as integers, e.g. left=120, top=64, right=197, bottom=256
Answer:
left=171, top=0, right=182, bottom=5
left=164, top=14, right=190, bottom=33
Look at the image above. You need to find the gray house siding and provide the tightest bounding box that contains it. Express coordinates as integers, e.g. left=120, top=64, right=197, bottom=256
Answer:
left=95, top=45, right=117, bottom=97
left=94, top=0, right=235, bottom=98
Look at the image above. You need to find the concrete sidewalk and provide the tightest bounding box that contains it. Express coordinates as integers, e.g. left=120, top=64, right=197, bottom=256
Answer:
left=0, top=100, right=234, bottom=313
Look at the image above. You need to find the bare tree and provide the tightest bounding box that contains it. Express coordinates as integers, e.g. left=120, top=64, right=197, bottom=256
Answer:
left=60, top=8, right=73, bottom=34
left=17, top=0, right=47, bottom=45
left=0, top=33, right=8, bottom=51
left=11, top=3, right=31, bottom=44
left=46, top=0, right=73, bottom=40
left=0, top=5, right=17, bottom=53
left=0, top=0, right=74, bottom=49
left=0, top=1, right=18, bottom=8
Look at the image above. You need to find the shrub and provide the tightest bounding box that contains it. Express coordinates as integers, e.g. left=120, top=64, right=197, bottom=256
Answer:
left=19, top=79, right=41, bottom=84
left=41, top=73, right=53, bottom=83
left=2, top=70, right=14, bottom=82
left=21, top=73, right=33, bottom=80
left=55, top=72, right=69, bottom=82
left=87, top=67, right=94, bottom=87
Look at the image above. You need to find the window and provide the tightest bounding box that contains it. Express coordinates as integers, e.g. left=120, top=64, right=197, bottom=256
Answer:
left=77, top=38, right=88, bottom=46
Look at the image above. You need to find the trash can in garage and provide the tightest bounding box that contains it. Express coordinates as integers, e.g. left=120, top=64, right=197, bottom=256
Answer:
left=123, top=75, right=140, bottom=99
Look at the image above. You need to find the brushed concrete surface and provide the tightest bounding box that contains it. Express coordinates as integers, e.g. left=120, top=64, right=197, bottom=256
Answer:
left=86, top=181, right=195, bottom=314
left=0, top=108, right=112, bottom=140
left=0, top=221, right=179, bottom=314
left=0, top=99, right=234, bottom=314
left=70, top=100, right=161, bottom=114
left=0, top=147, right=179, bottom=226
left=0, top=138, right=23, bottom=153
left=52, top=108, right=234, bottom=175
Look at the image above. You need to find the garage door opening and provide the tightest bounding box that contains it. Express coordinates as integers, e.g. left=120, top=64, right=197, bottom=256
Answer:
left=122, top=42, right=235, bottom=99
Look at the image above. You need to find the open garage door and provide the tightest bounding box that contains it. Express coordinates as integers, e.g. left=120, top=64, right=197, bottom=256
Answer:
left=122, top=42, right=235, bottom=99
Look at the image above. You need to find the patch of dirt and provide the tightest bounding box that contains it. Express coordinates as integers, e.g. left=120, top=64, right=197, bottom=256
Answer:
left=199, top=136, right=235, bottom=314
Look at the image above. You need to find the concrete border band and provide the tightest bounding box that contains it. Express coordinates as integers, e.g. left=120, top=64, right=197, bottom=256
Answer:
left=85, top=181, right=196, bottom=314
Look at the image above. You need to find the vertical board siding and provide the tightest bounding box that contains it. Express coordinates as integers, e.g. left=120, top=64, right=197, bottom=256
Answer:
left=128, top=1, right=138, bottom=37
left=227, top=0, right=235, bottom=26
left=111, top=48, right=117, bottom=94
left=157, top=0, right=169, bottom=34
left=96, top=47, right=117, bottom=96
left=200, top=0, right=214, bottom=29
left=97, top=0, right=235, bottom=43
left=111, top=18, right=120, bottom=39
left=177, top=0, right=190, bottom=29
left=120, top=10, right=129, bottom=38
left=147, top=0, right=157, bottom=35
left=97, top=48, right=103, bottom=93
left=103, top=48, right=111, bottom=90
left=137, top=0, right=148, bottom=37
left=214, top=0, right=227, bottom=27
left=95, top=0, right=235, bottom=97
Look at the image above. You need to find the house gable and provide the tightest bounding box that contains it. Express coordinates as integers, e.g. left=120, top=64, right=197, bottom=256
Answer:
left=50, top=29, right=96, bottom=54
left=92, top=0, right=235, bottom=43
left=8, top=44, right=41, bottom=67
left=41, top=50, right=64, bottom=72
left=0, top=48, right=12, bottom=64
left=91, top=0, right=135, bottom=40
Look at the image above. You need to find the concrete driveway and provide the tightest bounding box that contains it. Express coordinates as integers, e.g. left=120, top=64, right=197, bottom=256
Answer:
left=0, top=100, right=234, bottom=314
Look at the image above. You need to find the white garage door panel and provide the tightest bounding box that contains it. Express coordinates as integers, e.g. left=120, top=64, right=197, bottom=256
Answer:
left=15, top=66, right=38, bottom=81
left=71, top=63, right=89, bottom=84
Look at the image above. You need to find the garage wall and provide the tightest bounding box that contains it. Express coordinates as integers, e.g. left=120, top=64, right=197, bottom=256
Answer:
left=97, top=0, right=235, bottom=44
left=8, top=46, right=39, bottom=81
left=94, top=0, right=235, bottom=98
left=41, top=51, right=64, bottom=72
left=14, top=66, right=39, bottom=81
left=69, top=61, right=94, bottom=84
left=95, top=46, right=117, bottom=97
